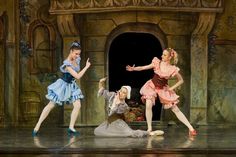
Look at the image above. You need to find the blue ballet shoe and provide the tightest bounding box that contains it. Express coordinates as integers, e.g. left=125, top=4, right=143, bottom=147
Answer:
left=67, top=128, right=80, bottom=136
left=32, top=130, right=38, bottom=137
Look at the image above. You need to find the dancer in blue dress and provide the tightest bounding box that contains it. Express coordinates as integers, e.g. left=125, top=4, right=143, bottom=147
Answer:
left=32, top=41, right=91, bottom=136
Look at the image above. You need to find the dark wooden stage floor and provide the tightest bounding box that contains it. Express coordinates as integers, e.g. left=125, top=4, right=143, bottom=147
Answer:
left=0, top=123, right=236, bottom=157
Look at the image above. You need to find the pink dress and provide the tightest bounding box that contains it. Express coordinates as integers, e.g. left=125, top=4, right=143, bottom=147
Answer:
left=140, top=57, right=180, bottom=109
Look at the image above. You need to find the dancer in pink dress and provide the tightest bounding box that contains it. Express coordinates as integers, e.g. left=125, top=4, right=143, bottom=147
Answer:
left=126, top=48, right=197, bottom=136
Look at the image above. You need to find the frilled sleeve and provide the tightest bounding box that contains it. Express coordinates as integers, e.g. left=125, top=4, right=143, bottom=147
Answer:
left=60, top=60, right=73, bottom=73
left=75, top=57, right=81, bottom=70
left=170, top=66, right=180, bottom=77
left=152, top=57, right=160, bottom=69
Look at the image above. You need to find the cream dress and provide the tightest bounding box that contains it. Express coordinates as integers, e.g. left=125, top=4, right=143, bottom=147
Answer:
left=94, top=88, right=149, bottom=137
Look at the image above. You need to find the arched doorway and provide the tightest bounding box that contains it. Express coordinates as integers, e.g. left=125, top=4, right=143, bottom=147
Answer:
left=109, top=32, right=163, bottom=121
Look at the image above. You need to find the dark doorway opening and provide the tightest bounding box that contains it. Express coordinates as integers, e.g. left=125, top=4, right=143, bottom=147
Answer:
left=109, top=33, right=163, bottom=121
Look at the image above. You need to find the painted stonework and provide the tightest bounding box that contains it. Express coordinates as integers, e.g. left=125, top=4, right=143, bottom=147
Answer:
left=207, top=0, right=236, bottom=123
left=4, top=0, right=236, bottom=127
left=50, top=0, right=223, bottom=13
left=18, top=0, right=63, bottom=126
left=78, top=11, right=197, bottom=124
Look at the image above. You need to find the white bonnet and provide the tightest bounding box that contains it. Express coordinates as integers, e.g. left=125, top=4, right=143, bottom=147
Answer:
left=121, top=85, right=131, bottom=99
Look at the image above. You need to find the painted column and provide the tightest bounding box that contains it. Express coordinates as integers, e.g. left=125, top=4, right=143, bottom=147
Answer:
left=0, top=12, right=6, bottom=126
left=190, top=13, right=216, bottom=124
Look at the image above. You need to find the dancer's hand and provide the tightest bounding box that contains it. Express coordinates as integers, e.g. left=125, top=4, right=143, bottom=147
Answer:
left=168, top=87, right=174, bottom=91
left=99, top=77, right=107, bottom=83
left=164, top=86, right=174, bottom=92
left=166, top=87, right=176, bottom=95
left=126, top=64, right=135, bottom=71
left=98, top=77, right=107, bottom=92
left=85, top=58, right=91, bottom=68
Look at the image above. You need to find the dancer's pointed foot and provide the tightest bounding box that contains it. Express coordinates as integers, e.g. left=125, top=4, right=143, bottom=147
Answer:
left=149, top=130, right=164, bottom=136
left=32, top=130, right=38, bottom=137
left=147, top=129, right=152, bottom=133
left=67, top=128, right=80, bottom=136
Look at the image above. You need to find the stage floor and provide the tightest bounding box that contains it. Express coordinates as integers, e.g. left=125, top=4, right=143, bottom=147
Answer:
left=0, top=124, right=236, bottom=157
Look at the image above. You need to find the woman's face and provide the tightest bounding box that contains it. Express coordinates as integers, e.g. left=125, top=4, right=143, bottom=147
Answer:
left=118, top=87, right=128, bottom=100
left=70, top=49, right=81, bottom=60
left=161, top=50, right=171, bottom=62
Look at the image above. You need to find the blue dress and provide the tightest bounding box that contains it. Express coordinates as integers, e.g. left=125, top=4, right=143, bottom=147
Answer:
left=45, top=57, right=84, bottom=105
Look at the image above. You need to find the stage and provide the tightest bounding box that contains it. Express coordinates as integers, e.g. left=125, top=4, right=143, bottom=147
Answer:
left=0, top=124, right=236, bottom=157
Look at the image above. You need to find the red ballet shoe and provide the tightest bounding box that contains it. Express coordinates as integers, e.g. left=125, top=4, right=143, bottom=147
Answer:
left=189, top=129, right=197, bottom=136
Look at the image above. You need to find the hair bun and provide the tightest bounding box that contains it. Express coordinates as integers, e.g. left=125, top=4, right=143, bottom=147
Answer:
left=71, top=41, right=81, bottom=48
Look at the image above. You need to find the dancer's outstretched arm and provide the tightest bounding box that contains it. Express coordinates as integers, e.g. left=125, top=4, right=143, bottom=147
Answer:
left=126, top=63, right=153, bottom=71
left=98, top=77, right=107, bottom=89
left=97, top=77, right=114, bottom=101
left=66, top=58, right=91, bottom=80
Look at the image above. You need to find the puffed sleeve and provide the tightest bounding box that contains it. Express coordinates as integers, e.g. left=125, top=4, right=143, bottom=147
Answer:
left=170, top=66, right=180, bottom=77
left=76, top=57, right=81, bottom=67
left=76, top=57, right=81, bottom=64
left=60, top=60, right=73, bottom=73
left=152, top=57, right=160, bottom=68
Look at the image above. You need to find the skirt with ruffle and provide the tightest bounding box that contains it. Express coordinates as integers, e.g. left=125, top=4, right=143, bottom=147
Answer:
left=45, top=78, right=84, bottom=105
left=94, top=119, right=148, bottom=137
left=140, top=80, right=179, bottom=109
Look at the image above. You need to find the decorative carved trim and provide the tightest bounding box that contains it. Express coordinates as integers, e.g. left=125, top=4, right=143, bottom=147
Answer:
left=212, top=39, right=236, bottom=45
left=192, top=12, right=216, bottom=35
left=57, top=14, right=78, bottom=36
left=50, top=0, right=223, bottom=14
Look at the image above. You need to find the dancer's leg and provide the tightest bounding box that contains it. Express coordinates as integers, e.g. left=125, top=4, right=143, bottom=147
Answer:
left=145, top=99, right=153, bottom=132
left=69, top=100, right=81, bottom=132
left=171, top=105, right=194, bottom=131
left=34, top=101, right=55, bottom=132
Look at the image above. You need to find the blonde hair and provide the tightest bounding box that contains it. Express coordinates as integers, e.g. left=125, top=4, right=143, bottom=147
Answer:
left=166, top=48, right=178, bottom=65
